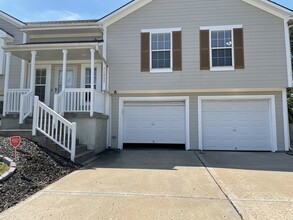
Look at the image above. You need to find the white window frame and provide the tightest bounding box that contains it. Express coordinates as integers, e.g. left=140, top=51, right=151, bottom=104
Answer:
left=200, top=25, right=243, bottom=72
left=141, top=28, right=181, bottom=73
left=81, top=63, right=102, bottom=91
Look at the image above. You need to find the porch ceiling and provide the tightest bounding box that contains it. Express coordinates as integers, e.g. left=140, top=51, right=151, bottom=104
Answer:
left=3, top=42, right=106, bottom=63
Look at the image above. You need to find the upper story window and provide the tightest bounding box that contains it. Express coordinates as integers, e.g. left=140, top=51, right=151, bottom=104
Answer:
left=141, top=28, right=182, bottom=73
left=151, top=33, right=171, bottom=69
left=200, top=25, right=244, bottom=71
left=211, top=30, right=232, bottom=68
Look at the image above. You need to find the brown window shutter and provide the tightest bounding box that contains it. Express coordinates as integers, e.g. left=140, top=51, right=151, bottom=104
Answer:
left=233, top=28, right=244, bottom=69
left=172, top=31, right=182, bottom=71
left=141, top=32, right=150, bottom=72
left=200, top=30, right=210, bottom=70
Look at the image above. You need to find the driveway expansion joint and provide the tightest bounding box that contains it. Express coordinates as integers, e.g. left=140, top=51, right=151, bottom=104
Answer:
left=43, top=189, right=227, bottom=201
left=194, top=151, right=244, bottom=220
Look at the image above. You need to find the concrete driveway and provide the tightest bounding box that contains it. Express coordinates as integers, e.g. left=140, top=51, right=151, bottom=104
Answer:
left=1, top=150, right=293, bottom=220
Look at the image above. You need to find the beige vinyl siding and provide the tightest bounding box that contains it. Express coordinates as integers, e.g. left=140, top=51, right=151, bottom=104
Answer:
left=110, top=91, right=285, bottom=151
left=107, top=0, right=288, bottom=91
left=0, top=17, right=23, bottom=90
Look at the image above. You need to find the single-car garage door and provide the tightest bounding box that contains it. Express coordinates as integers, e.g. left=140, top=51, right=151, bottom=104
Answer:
left=123, top=102, right=186, bottom=145
left=201, top=99, right=272, bottom=151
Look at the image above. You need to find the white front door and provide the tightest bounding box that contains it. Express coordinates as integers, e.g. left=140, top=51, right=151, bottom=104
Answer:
left=123, top=102, right=186, bottom=144
left=35, top=67, right=51, bottom=105
left=201, top=99, right=272, bottom=151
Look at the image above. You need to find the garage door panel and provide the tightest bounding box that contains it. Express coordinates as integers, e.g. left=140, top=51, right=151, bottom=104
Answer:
left=123, top=102, right=186, bottom=144
left=202, top=99, right=271, bottom=151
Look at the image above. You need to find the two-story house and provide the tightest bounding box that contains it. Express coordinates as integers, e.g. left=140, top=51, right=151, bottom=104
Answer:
left=0, top=0, right=292, bottom=162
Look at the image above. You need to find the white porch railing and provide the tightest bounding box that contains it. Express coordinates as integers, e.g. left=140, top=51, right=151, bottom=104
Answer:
left=19, top=91, right=33, bottom=124
left=5, top=89, right=30, bottom=113
left=64, top=88, right=91, bottom=112
left=33, top=96, right=76, bottom=162
left=54, top=88, right=105, bottom=115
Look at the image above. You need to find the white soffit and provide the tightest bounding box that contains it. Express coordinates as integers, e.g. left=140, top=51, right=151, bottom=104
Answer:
left=242, top=0, right=292, bottom=19
left=100, top=0, right=152, bottom=27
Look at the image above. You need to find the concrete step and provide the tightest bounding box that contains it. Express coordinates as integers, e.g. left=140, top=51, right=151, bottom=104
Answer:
left=75, top=149, right=95, bottom=165
left=76, top=144, right=87, bottom=154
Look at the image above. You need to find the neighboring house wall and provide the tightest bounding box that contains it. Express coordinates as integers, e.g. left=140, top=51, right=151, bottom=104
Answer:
left=110, top=91, right=285, bottom=150
left=107, top=0, right=288, bottom=92
left=0, top=17, right=23, bottom=92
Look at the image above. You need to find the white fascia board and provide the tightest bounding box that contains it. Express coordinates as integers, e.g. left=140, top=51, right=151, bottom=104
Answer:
left=100, top=0, right=152, bottom=27
left=3, top=42, right=99, bottom=52
left=0, top=11, right=25, bottom=27
left=241, top=0, right=292, bottom=19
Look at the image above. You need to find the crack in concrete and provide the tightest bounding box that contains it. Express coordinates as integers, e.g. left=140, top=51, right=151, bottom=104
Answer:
left=194, top=151, right=244, bottom=220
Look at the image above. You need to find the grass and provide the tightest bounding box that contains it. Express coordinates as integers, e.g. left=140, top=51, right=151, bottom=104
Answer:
left=0, top=162, right=8, bottom=175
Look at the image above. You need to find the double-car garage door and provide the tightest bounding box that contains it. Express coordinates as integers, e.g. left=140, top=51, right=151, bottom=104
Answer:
left=121, top=97, right=274, bottom=151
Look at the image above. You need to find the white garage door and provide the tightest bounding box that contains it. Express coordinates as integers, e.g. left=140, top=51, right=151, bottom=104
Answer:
left=123, top=102, right=186, bottom=144
left=202, top=100, right=271, bottom=151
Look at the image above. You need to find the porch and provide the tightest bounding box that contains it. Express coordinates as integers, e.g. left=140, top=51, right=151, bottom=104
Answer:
left=2, top=41, right=110, bottom=124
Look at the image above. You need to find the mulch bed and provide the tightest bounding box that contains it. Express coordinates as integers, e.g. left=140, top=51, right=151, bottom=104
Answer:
left=0, top=137, right=79, bottom=213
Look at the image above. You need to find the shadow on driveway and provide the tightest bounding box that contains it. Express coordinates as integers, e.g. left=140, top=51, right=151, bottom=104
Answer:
left=85, top=148, right=293, bottom=173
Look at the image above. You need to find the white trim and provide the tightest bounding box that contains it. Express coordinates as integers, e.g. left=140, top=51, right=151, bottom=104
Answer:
left=145, top=28, right=179, bottom=73
left=198, top=95, right=278, bottom=152
left=0, top=11, right=24, bottom=27
left=141, top=28, right=181, bottom=33
left=118, top=96, right=190, bottom=150
left=29, top=32, right=102, bottom=39
left=103, top=26, right=107, bottom=59
left=35, top=65, right=51, bottom=106
left=282, top=89, right=290, bottom=151
left=206, top=26, right=237, bottom=70
left=284, top=21, right=292, bottom=87
left=241, top=0, right=292, bottom=19
left=109, top=87, right=285, bottom=94
left=101, top=0, right=152, bottom=27
left=20, top=33, right=27, bottom=88
left=210, top=67, right=235, bottom=72
left=0, top=29, right=14, bottom=41
left=21, top=25, right=102, bottom=32
left=200, top=25, right=243, bottom=31
left=81, top=63, right=102, bottom=91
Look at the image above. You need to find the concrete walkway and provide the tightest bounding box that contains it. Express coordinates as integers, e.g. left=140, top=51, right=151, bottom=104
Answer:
left=1, top=150, right=293, bottom=220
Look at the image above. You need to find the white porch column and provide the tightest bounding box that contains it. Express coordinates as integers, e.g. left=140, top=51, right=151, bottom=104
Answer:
left=3, top=52, right=11, bottom=116
left=90, top=48, right=95, bottom=117
left=62, top=49, right=68, bottom=91
left=30, top=51, right=37, bottom=96
left=20, top=60, right=26, bottom=89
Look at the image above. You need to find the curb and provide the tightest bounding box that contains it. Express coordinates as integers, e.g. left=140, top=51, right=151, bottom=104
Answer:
left=0, top=155, right=16, bottom=182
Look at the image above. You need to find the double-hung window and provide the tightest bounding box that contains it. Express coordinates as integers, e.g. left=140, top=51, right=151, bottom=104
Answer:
left=151, top=32, right=171, bottom=71
left=211, top=30, right=233, bottom=68
left=141, top=28, right=182, bottom=73
left=200, top=25, right=244, bottom=71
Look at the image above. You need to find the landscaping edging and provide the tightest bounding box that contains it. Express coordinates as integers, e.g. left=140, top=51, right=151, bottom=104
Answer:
left=0, top=155, right=16, bottom=182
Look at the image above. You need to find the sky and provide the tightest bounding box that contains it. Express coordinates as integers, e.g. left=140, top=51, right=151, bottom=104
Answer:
left=0, top=0, right=292, bottom=22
